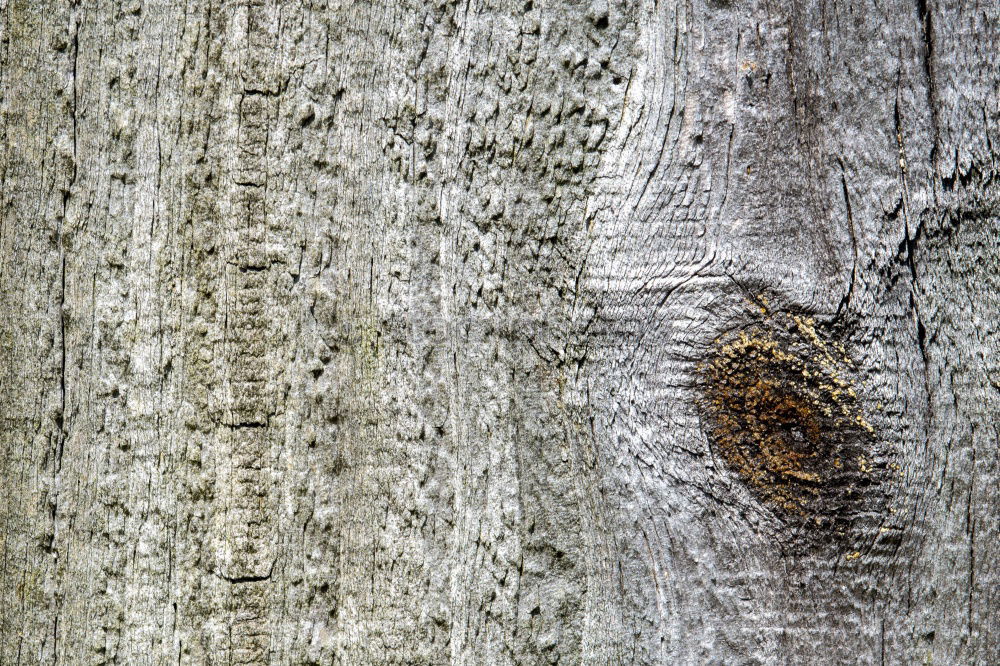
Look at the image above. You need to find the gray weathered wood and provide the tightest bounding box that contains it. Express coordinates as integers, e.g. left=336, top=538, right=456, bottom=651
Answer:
left=0, top=0, right=996, bottom=663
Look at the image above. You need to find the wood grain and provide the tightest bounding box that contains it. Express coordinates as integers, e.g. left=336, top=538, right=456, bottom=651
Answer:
left=0, top=0, right=996, bottom=663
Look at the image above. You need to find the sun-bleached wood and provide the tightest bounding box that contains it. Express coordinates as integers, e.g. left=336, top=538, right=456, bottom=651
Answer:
left=0, top=0, right=996, bottom=663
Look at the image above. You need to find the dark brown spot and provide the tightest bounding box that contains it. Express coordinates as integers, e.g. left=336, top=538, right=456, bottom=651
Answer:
left=699, top=309, right=885, bottom=526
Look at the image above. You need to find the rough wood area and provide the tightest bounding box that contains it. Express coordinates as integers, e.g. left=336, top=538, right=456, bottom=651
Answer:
left=0, top=0, right=996, bottom=664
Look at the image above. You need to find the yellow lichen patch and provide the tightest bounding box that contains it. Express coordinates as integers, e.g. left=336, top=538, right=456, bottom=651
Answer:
left=699, top=310, right=878, bottom=518
left=845, top=551, right=861, bottom=561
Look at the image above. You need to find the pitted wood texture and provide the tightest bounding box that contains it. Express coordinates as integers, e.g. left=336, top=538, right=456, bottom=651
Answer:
left=0, top=0, right=996, bottom=664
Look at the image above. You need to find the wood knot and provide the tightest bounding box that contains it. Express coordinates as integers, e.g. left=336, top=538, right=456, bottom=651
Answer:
left=699, top=310, right=882, bottom=523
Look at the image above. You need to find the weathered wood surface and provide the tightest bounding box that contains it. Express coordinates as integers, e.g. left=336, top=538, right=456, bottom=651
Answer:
left=0, top=0, right=996, bottom=663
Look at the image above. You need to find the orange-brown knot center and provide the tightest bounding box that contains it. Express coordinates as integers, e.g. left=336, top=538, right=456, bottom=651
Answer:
left=699, top=311, right=876, bottom=517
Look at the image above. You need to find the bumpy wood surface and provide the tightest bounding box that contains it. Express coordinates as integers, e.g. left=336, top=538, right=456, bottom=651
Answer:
left=0, top=0, right=996, bottom=664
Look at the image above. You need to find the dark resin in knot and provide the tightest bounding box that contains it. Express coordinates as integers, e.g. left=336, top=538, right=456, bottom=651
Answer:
left=699, top=310, right=880, bottom=521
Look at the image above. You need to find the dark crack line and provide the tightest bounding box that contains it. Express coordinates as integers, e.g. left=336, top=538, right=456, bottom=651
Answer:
left=834, top=161, right=858, bottom=322
left=216, top=556, right=277, bottom=585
